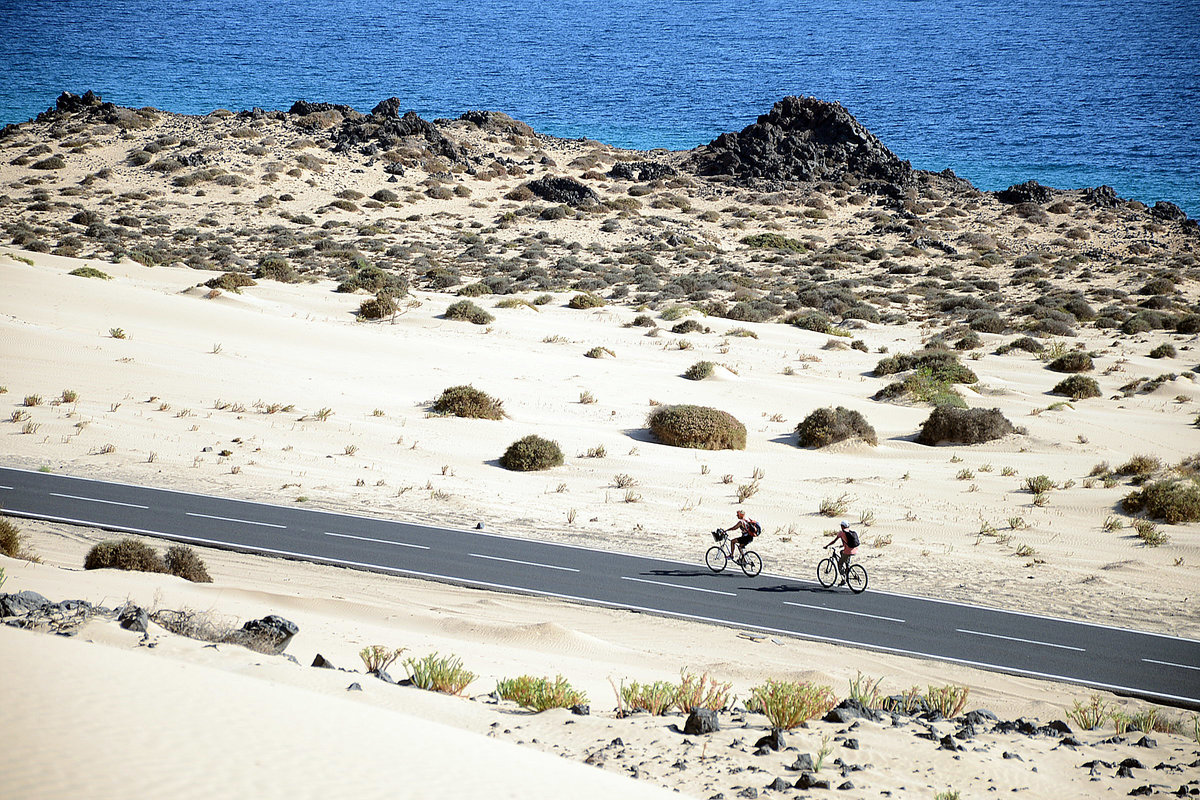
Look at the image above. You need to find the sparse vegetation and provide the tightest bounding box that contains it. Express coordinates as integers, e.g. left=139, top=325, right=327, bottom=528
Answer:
left=403, top=652, right=476, bottom=695
left=1122, top=479, right=1200, bottom=523
left=431, top=385, right=504, bottom=420
left=796, top=406, right=877, bottom=447
left=647, top=405, right=746, bottom=451
left=496, top=674, right=588, bottom=712
left=916, top=406, right=1016, bottom=446
left=444, top=299, right=494, bottom=324
left=683, top=360, right=715, bottom=380
left=1051, top=375, right=1101, bottom=400
left=500, top=434, right=564, bottom=471
left=747, top=680, right=838, bottom=730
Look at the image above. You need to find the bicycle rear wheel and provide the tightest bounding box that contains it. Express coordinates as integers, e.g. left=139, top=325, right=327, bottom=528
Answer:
left=740, top=550, right=762, bottom=577
left=705, top=545, right=728, bottom=573
left=816, top=557, right=837, bottom=588
left=847, top=564, right=868, bottom=594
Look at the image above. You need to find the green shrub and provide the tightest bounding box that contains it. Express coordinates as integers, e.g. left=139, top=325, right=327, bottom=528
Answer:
left=336, top=265, right=408, bottom=296
left=431, top=385, right=504, bottom=420
left=647, top=405, right=746, bottom=450
left=1051, top=375, right=1101, bottom=400
left=1121, top=479, right=1200, bottom=523
left=403, top=652, right=476, bottom=695
left=164, top=545, right=212, bottom=583
left=1149, top=343, right=1176, bottom=359
left=683, top=360, right=716, bottom=380
left=204, top=271, right=257, bottom=293
left=672, top=319, right=707, bottom=334
left=630, top=314, right=657, bottom=328
left=253, top=255, right=299, bottom=283
left=500, top=434, right=564, bottom=471
left=357, top=292, right=397, bottom=320
left=496, top=675, right=587, bottom=712
left=457, top=282, right=491, bottom=297
left=360, top=645, right=406, bottom=672
left=32, top=155, right=66, bottom=170
left=786, top=310, right=832, bottom=334
left=1066, top=694, right=1113, bottom=730
left=924, top=684, right=970, bottom=717
left=747, top=680, right=838, bottom=730
left=371, top=189, right=399, bottom=202
left=619, top=680, right=677, bottom=715
left=445, top=299, right=494, bottom=324
left=1047, top=352, right=1094, bottom=373
left=742, top=233, right=805, bottom=252
left=568, top=293, right=605, bottom=309
left=660, top=304, right=692, bottom=321
left=796, top=406, right=878, bottom=447
left=69, top=266, right=112, bottom=280
left=874, top=350, right=977, bottom=383
left=995, top=336, right=1044, bottom=355
left=84, top=538, right=164, bottom=573
left=1025, top=475, right=1056, bottom=494
left=916, top=406, right=1016, bottom=446
left=1116, top=454, right=1161, bottom=477
left=674, top=670, right=734, bottom=712
left=873, top=367, right=966, bottom=407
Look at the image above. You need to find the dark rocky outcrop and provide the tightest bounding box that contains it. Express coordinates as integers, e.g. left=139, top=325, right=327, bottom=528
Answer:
left=331, top=106, right=466, bottom=162
left=683, top=708, right=720, bottom=734
left=996, top=180, right=1053, bottom=204
left=56, top=90, right=103, bottom=113
left=116, top=603, right=149, bottom=633
left=609, top=161, right=677, bottom=182
left=287, top=100, right=358, bottom=117
left=824, top=698, right=883, bottom=723
left=753, top=729, right=786, bottom=751
left=0, top=590, right=51, bottom=617
left=526, top=175, right=599, bottom=207
left=222, top=614, right=298, bottom=654
left=687, top=96, right=913, bottom=189
left=1152, top=201, right=1188, bottom=221
left=1084, top=184, right=1122, bottom=207
left=457, top=110, right=536, bottom=138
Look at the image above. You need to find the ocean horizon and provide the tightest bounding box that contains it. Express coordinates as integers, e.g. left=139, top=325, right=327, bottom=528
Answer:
left=2, top=0, right=1197, bottom=215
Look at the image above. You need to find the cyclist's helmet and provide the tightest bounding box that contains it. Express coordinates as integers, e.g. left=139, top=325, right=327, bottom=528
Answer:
left=840, top=521, right=850, bottom=530
left=737, top=510, right=746, bottom=518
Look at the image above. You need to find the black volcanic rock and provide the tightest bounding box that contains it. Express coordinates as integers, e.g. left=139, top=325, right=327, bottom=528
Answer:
left=687, top=96, right=913, bottom=187
left=610, top=161, right=677, bottom=182
left=1083, top=184, right=1122, bottom=208
left=288, top=100, right=358, bottom=117
left=457, top=110, right=536, bottom=138
left=56, top=90, right=103, bottom=113
left=372, top=97, right=403, bottom=118
left=996, top=180, right=1053, bottom=204
left=1152, top=200, right=1187, bottom=221
left=526, top=176, right=599, bottom=207
left=331, top=107, right=466, bottom=163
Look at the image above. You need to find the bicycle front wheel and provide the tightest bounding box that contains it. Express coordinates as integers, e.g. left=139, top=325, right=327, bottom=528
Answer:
left=740, top=550, right=762, bottom=577
left=817, top=557, right=837, bottom=588
left=705, top=545, right=728, bottom=573
left=847, top=564, right=868, bottom=594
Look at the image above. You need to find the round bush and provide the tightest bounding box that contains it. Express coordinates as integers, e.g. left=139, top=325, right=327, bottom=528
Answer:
left=683, top=361, right=716, bottom=381
left=204, top=271, right=257, bottom=293
left=1051, top=375, right=1101, bottom=400
left=500, top=435, right=564, bottom=471
left=568, top=293, right=605, bottom=309
left=84, top=538, right=165, bottom=573
left=164, top=545, right=212, bottom=583
left=1175, top=314, right=1200, bottom=334
left=1121, top=479, right=1200, bottom=523
left=786, top=311, right=832, bottom=334
left=0, top=517, right=23, bottom=557
left=445, top=299, right=494, bottom=324
left=916, top=406, right=1016, bottom=446
left=672, top=319, right=707, bottom=334
left=796, top=406, right=878, bottom=447
left=371, top=188, right=399, bottom=202
left=1149, top=343, right=1176, bottom=359
left=358, top=292, right=397, bottom=320
left=647, top=405, right=746, bottom=451
left=1047, top=352, right=1094, bottom=373
left=432, top=385, right=504, bottom=420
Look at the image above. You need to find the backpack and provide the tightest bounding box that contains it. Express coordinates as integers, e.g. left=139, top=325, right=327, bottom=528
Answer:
left=844, top=527, right=860, bottom=548
left=749, top=520, right=762, bottom=537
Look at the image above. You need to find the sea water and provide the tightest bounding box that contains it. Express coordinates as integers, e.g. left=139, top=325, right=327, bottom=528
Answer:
left=1, top=0, right=1197, bottom=215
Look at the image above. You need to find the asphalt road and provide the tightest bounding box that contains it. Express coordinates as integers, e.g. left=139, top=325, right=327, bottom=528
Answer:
left=2, top=465, right=1197, bottom=709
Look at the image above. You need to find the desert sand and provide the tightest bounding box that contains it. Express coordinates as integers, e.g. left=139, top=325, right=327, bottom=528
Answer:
left=1, top=97, right=1198, bottom=798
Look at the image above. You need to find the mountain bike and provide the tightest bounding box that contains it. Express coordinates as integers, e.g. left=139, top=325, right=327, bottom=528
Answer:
left=817, top=544, right=868, bottom=593
left=706, top=529, right=762, bottom=577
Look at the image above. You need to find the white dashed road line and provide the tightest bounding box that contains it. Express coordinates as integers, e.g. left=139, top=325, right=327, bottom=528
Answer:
left=784, top=601, right=905, bottom=623
left=957, top=628, right=1085, bottom=652
left=49, top=492, right=148, bottom=509
left=621, top=576, right=736, bottom=596
left=469, top=553, right=579, bottom=572
left=186, top=511, right=286, bottom=528
left=324, top=531, right=429, bottom=549
left=1142, top=657, right=1200, bottom=672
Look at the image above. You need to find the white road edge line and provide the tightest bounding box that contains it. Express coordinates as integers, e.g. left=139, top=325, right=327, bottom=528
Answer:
left=50, top=492, right=149, bottom=509
left=0, top=484, right=13, bottom=490
left=324, top=531, right=429, bottom=550
left=469, top=553, right=579, bottom=572
left=186, top=511, right=286, bottom=529
left=784, top=602, right=905, bottom=623
left=1142, top=657, right=1200, bottom=672
left=957, top=628, right=1085, bottom=652
left=3, top=506, right=1199, bottom=708
left=621, top=576, right=736, bottom=596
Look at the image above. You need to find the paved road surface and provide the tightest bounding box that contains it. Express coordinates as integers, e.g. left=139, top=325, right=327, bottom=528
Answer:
left=2, top=466, right=1197, bottom=708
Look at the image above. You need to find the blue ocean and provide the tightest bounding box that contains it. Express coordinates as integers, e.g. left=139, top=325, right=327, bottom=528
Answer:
left=2, top=0, right=1197, bottom=216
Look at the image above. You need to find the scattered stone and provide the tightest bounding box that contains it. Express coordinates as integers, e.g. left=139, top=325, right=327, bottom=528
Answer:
left=116, top=603, right=148, bottom=633
left=939, top=735, right=962, bottom=752
left=1121, top=759, right=1147, bottom=770
left=311, top=653, right=336, bottom=669
left=837, top=781, right=855, bottom=791
left=843, top=738, right=860, bottom=750
left=0, top=590, right=51, bottom=617
left=766, top=777, right=790, bottom=792
left=1129, top=786, right=1153, bottom=796
left=609, top=161, right=677, bottom=182
left=824, top=698, right=883, bottom=724
left=787, top=753, right=816, bottom=772
left=1134, top=736, right=1158, bottom=749
left=996, top=180, right=1053, bottom=204
left=570, top=703, right=590, bottom=716
left=754, top=729, right=786, bottom=752
left=1117, top=765, right=1137, bottom=779
left=1058, top=736, right=1084, bottom=748
left=684, top=708, right=720, bottom=735
left=1003, top=752, right=1023, bottom=761
left=1084, top=184, right=1122, bottom=207
left=795, top=773, right=831, bottom=790
left=369, top=667, right=397, bottom=684
left=736, top=788, right=758, bottom=799
left=346, top=682, right=362, bottom=691
left=963, top=709, right=999, bottom=726
left=222, top=614, right=298, bottom=654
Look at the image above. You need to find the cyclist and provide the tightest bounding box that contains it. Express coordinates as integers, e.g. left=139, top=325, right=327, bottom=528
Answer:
left=725, top=509, right=761, bottom=562
left=826, top=521, right=859, bottom=583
